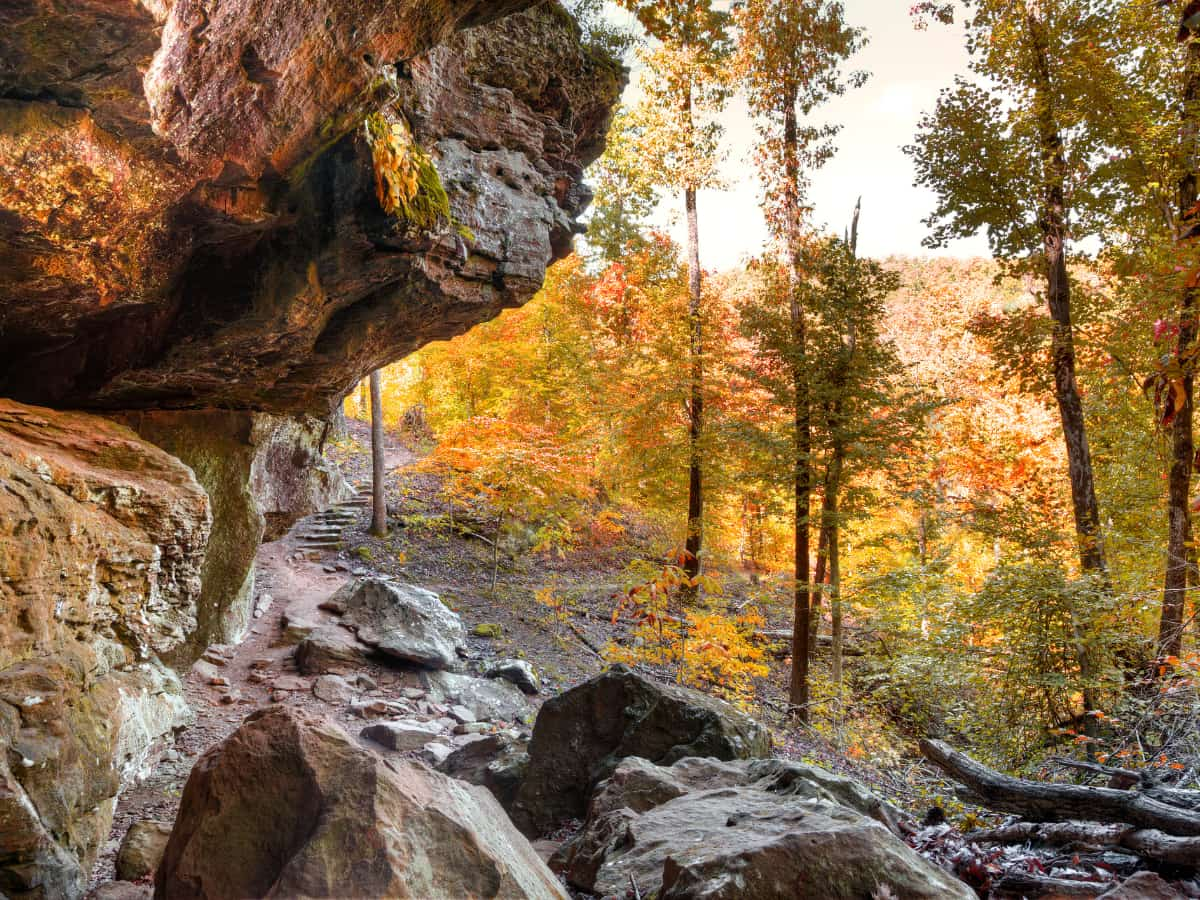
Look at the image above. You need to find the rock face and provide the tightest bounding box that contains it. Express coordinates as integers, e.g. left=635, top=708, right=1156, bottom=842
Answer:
left=337, top=577, right=467, bottom=669
left=511, top=664, right=771, bottom=836
left=555, top=756, right=973, bottom=900
left=155, top=706, right=568, bottom=900
left=116, top=410, right=351, bottom=661
left=0, top=1, right=623, bottom=415
left=0, top=400, right=207, bottom=898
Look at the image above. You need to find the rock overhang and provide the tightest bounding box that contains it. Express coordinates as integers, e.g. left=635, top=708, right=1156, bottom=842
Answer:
left=0, top=0, right=625, bottom=415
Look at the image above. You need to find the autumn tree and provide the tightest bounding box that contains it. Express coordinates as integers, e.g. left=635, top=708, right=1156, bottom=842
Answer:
left=907, top=0, right=1118, bottom=580
left=733, top=0, right=865, bottom=718
left=619, top=0, right=731, bottom=600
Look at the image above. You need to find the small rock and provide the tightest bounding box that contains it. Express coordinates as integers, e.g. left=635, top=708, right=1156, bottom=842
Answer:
left=270, top=690, right=289, bottom=703
left=452, top=732, right=492, bottom=748
left=253, top=593, right=273, bottom=619
left=454, top=722, right=490, bottom=735
left=249, top=658, right=273, bottom=670
left=277, top=617, right=317, bottom=645
left=201, top=645, right=232, bottom=666
left=354, top=674, right=378, bottom=692
left=218, top=690, right=242, bottom=705
left=361, top=720, right=443, bottom=752
left=318, top=596, right=347, bottom=615
left=350, top=699, right=390, bottom=718
left=402, top=687, right=426, bottom=700
left=434, top=717, right=457, bottom=732
left=448, top=705, right=476, bottom=725
left=115, top=819, right=172, bottom=881
left=248, top=671, right=267, bottom=684
left=191, top=660, right=222, bottom=684
left=273, top=675, right=310, bottom=692
left=90, top=884, right=152, bottom=900
left=207, top=675, right=229, bottom=687
left=485, top=658, right=541, bottom=695
left=312, top=674, right=355, bottom=705
left=471, top=623, right=503, bottom=639
left=420, top=742, right=454, bottom=767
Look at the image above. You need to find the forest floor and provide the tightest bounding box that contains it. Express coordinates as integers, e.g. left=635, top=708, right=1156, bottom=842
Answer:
left=86, top=419, right=940, bottom=894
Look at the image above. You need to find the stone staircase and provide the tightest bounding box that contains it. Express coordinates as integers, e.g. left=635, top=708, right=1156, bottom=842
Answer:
left=293, top=490, right=370, bottom=552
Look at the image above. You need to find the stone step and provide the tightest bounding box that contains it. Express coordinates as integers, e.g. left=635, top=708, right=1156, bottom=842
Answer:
left=297, top=538, right=343, bottom=549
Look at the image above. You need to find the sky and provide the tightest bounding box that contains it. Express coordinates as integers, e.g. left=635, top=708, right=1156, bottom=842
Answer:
left=604, top=0, right=991, bottom=270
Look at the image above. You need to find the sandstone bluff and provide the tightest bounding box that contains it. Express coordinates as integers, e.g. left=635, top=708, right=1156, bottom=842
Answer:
left=0, top=1, right=620, bottom=895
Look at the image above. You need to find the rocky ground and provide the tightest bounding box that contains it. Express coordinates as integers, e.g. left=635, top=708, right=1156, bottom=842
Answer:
left=88, top=423, right=566, bottom=892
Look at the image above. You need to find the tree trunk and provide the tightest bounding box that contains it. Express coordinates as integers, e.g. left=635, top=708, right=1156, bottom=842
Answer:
left=1026, top=11, right=1107, bottom=580
left=920, top=739, right=1200, bottom=836
left=783, top=99, right=812, bottom=720
left=1160, top=40, right=1200, bottom=660
left=1024, top=8, right=1105, bottom=730
left=369, top=370, right=388, bottom=538
left=811, top=518, right=827, bottom=657
left=829, top=452, right=844, bottom=694
left=683, top=183, right=704, bottom=602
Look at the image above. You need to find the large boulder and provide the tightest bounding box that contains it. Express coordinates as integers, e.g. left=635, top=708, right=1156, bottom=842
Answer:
left=0, top=2, right=624, bottom=415
left=555, top=757, right=973, bottom=900
left=0, top=400, right=206, bottom=897
left=337, top=578, right=466, bottom=669
left=155, top=706, right=567, bottom=900
left=510, top=665, right=770, bottom=836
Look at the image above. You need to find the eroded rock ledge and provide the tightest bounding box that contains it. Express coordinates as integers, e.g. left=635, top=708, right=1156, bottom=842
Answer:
left=0, top=400, right=207, bottom=898
left=0, top=0, right=623, bottom=414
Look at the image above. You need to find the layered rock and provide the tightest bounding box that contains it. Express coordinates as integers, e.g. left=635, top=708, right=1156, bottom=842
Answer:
left=0, top=400, right=207, bottom=898
left=555, top=756, right=974, bottom=900
left=116, top=410, right=351, bottom=661
left=156, top=705, right=567, bottom=899
left=511, top=664, right=771, bottom=836
left=0, top=1, right=623, bottom=415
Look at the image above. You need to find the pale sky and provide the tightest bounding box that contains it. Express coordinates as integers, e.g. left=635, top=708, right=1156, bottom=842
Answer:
left=601, top=0, right=990, bottom=269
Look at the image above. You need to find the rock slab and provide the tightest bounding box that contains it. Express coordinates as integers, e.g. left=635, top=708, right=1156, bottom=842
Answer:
left=155, top=706, right=567, bottom=899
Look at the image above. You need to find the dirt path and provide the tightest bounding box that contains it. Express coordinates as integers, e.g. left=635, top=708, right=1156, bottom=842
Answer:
left=88, top=453, right=403, bottom=890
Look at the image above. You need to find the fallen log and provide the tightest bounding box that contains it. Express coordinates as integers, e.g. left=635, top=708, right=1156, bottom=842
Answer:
left=755, top=629, right=866, bottom=657
left=920, top=739, right=1200, bottom=837
left=969, top=820, right=1200, bottom=866
left=1050, top=757, right=1200, bottom=810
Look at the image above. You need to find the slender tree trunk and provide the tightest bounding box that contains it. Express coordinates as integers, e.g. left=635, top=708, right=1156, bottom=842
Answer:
left=811, top=517, right=828, bottom=657
left=359, top=380, right=371, bottom=419
left=783, top=100, right=812, bottom=720
left=1025, top=8, right=1104, bottom=736
left=683, top=184, right=704, bottom=601
left=1161, top=39, right=1200, bottom=660
left=369, top=370, right=388, bottom=538
left=828, top=450, right=845, bottom=693
left=492, top=511, right=503, bottom=598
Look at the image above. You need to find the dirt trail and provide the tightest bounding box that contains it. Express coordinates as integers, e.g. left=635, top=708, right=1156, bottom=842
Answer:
left=88, top=450, right=405, bottom=890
